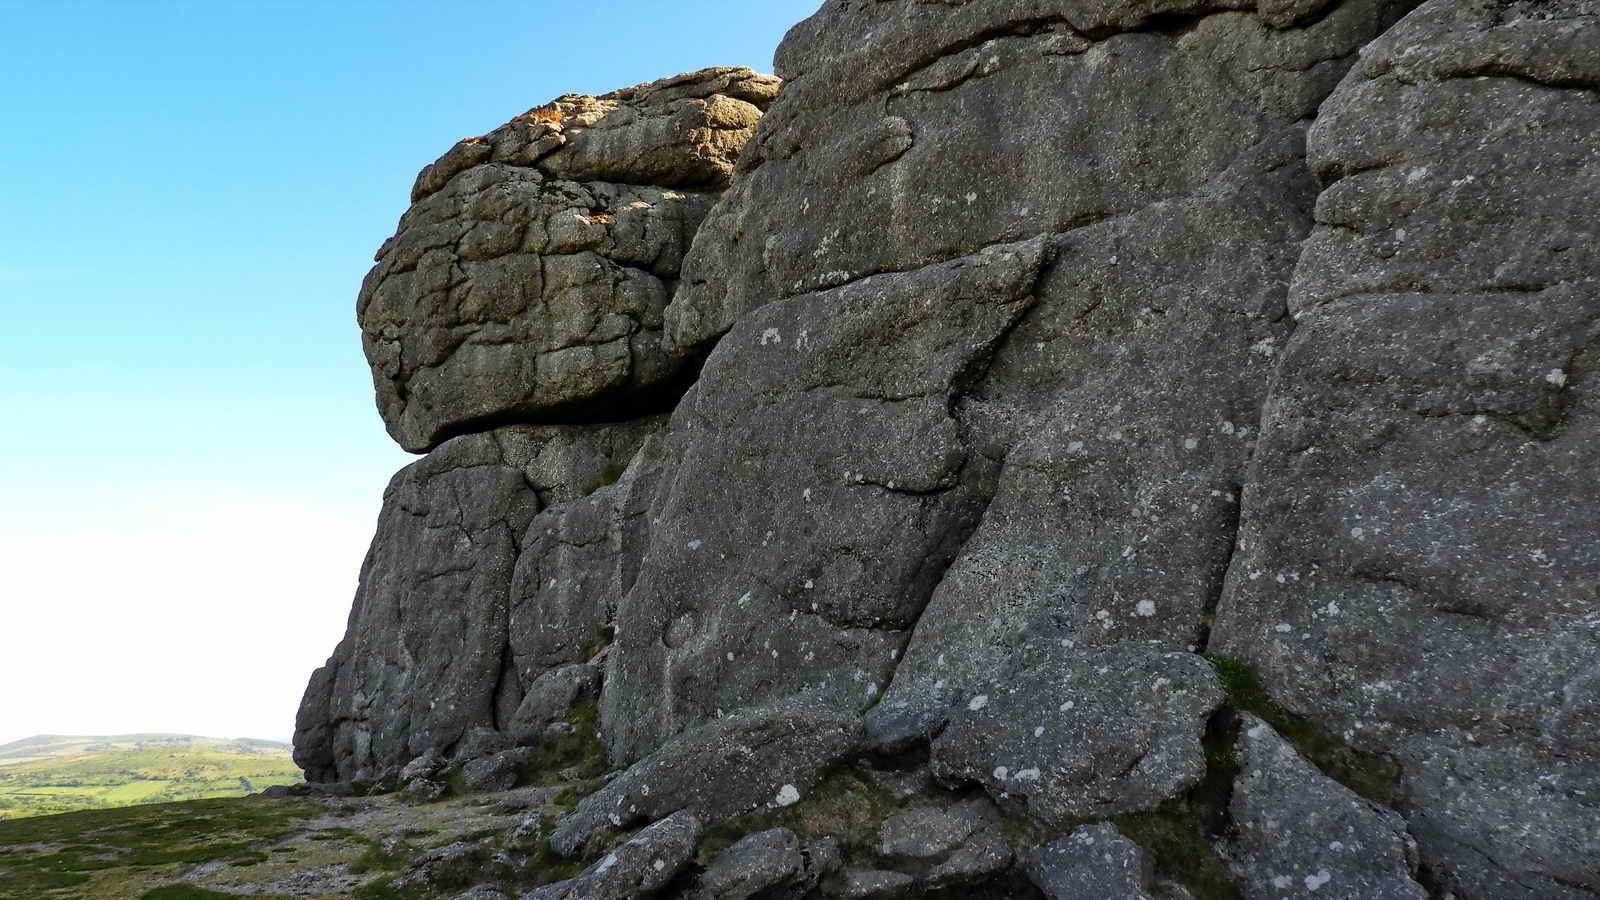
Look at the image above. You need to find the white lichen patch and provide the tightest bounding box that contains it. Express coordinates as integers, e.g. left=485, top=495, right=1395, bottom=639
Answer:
left=1136, top=600, right=1157, bottom=617
left=968, top=694, right=989, bottom=711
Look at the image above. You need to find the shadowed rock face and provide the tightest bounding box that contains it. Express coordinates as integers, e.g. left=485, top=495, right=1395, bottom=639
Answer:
left=359, top=67, right=779, bottom=453
left=292, top=421, right=664, bottom=783
left=297, top=2, right=1599, bottom=895
left=1228, top=715, right=1427, bottom=899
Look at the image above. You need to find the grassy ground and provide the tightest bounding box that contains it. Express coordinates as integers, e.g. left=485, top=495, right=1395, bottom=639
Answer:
left=0, top=785, right=580, bottom=899
left=0, top=745, right=304, bottom=821
left=0, top=795, right=320, bottom=899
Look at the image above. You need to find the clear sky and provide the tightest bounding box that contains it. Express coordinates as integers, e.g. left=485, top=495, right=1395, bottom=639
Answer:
left=0, top=0, right=819, bottom=748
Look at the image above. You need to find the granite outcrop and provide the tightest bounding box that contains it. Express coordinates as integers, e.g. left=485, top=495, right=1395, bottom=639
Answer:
left=297, top=3, right=1599, bottom=897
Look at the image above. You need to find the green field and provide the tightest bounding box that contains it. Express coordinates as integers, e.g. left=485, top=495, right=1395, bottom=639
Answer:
left=0, top=736, right=303, bottom=821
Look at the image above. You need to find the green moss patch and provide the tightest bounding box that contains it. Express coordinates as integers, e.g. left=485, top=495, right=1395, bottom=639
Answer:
left=353, top=875, right=427, bottom=900
left=348, top=837, right=421, bottom=875
left=520, top=697, right=608, bottom=787
left=1204, top=653, right=1404, bottom=807
left=1104, top=705, right=1243, bottom=900
left=139, top=885, right=237, bottom=899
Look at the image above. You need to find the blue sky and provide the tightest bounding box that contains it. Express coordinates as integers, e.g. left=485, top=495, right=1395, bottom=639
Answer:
left=0, top=0, right=819, bottom=747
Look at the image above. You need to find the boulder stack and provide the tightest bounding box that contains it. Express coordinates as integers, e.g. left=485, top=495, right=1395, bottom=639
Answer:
left=297, top=2, right=1600, bottom=895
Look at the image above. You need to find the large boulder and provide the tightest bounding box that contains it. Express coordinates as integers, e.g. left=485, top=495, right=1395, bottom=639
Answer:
left=297, top=1, right=1599, bottom=895
left=550, top=701, right=861, bottom=856
left=359, top=67, right=779, bottom=452
left=1023, top=824, right=1157, bottom=900
left=1210, top=0, right=1600, bottom=894
left=527, top=809, right=703, bottom=900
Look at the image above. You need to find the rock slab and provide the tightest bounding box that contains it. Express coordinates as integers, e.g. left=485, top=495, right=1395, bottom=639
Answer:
left=1228, top=715, right=1425, bottom=900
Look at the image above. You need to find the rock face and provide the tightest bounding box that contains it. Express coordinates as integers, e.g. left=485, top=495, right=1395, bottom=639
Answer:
left=928, top=643, right=1223, bottom=826
left=1023, top=824, right=1156, bottom=900
left=1210, top=1, right=1600, bottom=895
left=297, top=2, right=1600, bottom=897
left=528, top=810, right=703, bottom=900
left=360, top=67, right=779, bottom=453
left=294, top=432, right=540, bottom=783
left=602, top=237, right=1047, bottom=765
left=1228, top=715, right=1427, bottom=899
left=293, top=419, right=668, bottom=782
left=549, top=702, right=861, bottom=857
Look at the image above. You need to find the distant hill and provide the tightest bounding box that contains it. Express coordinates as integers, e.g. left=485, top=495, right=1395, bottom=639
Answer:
left=0, top=734, right=302, bottom=820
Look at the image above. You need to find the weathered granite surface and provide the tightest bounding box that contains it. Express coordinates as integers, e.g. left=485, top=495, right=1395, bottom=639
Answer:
left=1024, top=824, right=1156, bottom=900
left=296, top=1, right=1600, bottom=895
left=294, top=420, right=663, bottom=782
left=1210, top=1, right=1600, bottom=895
left=361, top=67, right=778, bottom=452
left=527, top=810, right=703, bottom=900
left=602, top=237, right=1046, bottom=765
left=550, top=701, right=861, bottom=856
left=930, top=643, right=1223, bottom=825
left=294, top=432, right=541, bottom=783
left=1228, top=715, right=1426, bottom=899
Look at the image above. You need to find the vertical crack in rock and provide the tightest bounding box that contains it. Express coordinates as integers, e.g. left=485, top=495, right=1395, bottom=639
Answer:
left=1210, top=1, right=1600, bottom=894
left=489, top=641, right=520, bottom=734
left=1196, top=481, right=1245, bottom=654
